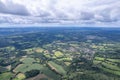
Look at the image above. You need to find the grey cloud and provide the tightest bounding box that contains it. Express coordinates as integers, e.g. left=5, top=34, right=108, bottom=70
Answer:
left=94, top=7, right=120, bottom=23
left=110, top=8, right=120, bottom=21
left=0, top=1, right=29, bottom=16
left=79, top=11, right=94, bottom=20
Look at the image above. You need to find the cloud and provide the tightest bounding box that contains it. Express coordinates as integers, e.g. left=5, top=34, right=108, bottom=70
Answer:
left=0, top=0, right=120, bottom=27
left=0, top=0, right=29, bottom=15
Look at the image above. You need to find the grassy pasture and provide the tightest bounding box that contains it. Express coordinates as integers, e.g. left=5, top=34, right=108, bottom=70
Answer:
left=94, top=57, right=120, bottom=76
left=64, top=62, right=71, bottom=66
left=23, top=48, right=34, bottom=54
left=93, top=60, right=102, bottom=64
left=14, top=57, right=60, bottom=80
left=102, top=62, right=120, bottom=71
left=14, top=64, right=60, bottom=80
left=47, top=61, right=66, bottom=75
left=54, top=51, right=64, bottom=58
left=0, top=72, right=12, bottom=80
left=57, top=57, right=72, bottom=61
left=14, top=58, right=44, bottom=73
left=41, top=67, right=61, bottom=80
left=34, top=48, right=44, bottom=53
left=95, top=57, right=105, bottom=61
left=99, top=66, right=120, bottom=76
left=13, top=73, right=26, bottom=80
left=14, top=63, right=43, bottom=73
left=107, top=59, right=120, bottom=63
left=21, top=58, right=36, bottom=64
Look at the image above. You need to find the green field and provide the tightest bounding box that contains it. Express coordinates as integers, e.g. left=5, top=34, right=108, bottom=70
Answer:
left=95, top=57, right=105, bottom=61
left=14, top=63, right=44, bottom=73
left=0, top=28, right=120, bottom=80
left=94, top=56, right=120, bottom=76
left=99, top=66, right=120, bottom=76
left=107, top=59, right=120, bottom=63
left=0, top=72, right=13, bottom=80
left=102, top=62, right=120, bottom=71
left=41, top=67, right=61, bottom=80
left=14, top=57, right=60, bottom=80
left=14, top=57, right=44, bottom=73
left=13, top=73, right=26, bottom=80
left=54, top=51, right=64, bottom=58
left=48, top=61, right=66, bottom=75
left=21, top=58, right=36, bottom=64
left=93, top=60, right=102, bottom=64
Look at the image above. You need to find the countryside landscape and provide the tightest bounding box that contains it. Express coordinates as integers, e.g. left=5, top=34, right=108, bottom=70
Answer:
left=0, top=27, right=120, bottom=80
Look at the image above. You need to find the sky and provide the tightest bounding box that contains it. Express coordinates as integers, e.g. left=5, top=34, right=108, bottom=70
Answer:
left=0, top=0, right=120, bottom=27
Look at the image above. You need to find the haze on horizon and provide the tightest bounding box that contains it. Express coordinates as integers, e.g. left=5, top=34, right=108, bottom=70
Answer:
left=0, top=0, right=120, bottom=27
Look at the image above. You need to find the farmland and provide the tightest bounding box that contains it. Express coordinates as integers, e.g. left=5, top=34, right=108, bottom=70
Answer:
left=47, top=61, right=66, bottom=75
left=0, top=72, right=13, bottom=80
left=0, top=27, right=120, bottom=80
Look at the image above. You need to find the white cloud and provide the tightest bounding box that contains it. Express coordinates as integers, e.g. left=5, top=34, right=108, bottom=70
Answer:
left=0, top=0, right=120, bottom=27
